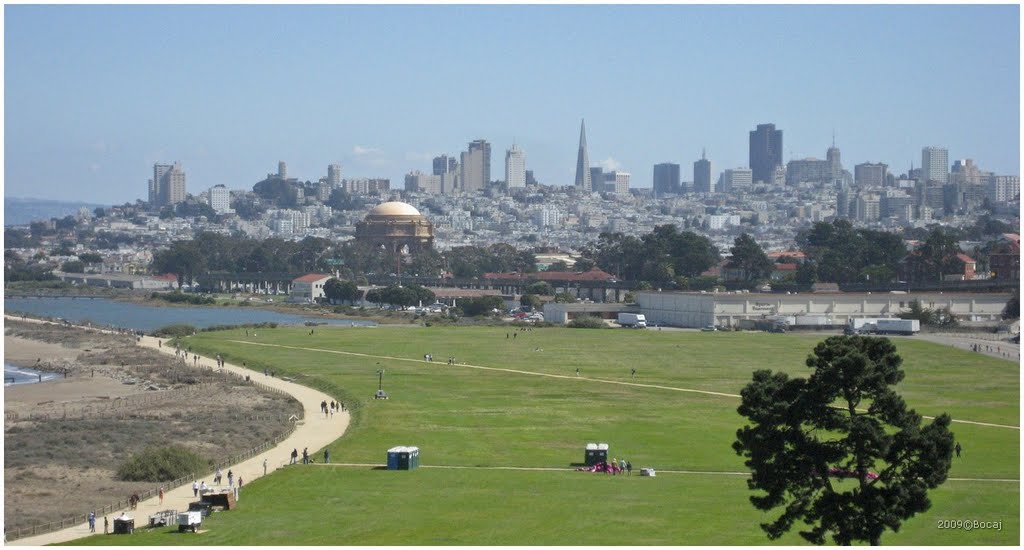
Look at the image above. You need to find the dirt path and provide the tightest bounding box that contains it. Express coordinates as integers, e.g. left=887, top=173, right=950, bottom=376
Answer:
left=7, top=321, right=350, bottom=546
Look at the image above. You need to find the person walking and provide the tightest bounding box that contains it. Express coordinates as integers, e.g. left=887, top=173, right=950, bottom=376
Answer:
left=238, top=477, right=243, bottom=490
left=214, top=468, right=222, bottom=485
left=955, top=442, right=963, bottom=458
left=104, top=516, right=109, bottom=534
left=192, top=480, right=199, bottom=497
left=290, top=448, right=298, bottom=465
left=88, top=511, right=96, bottom=533
left=227, top=469, right=234, bottom=487
left=324, top=448, right=330, bottom=464
left=158, top=486, right=165, bottom=505
left=263, top=458, right=268, bottom=476
left=302, top=448, right=309, bottom=465
left=619, top=458, right=626, bottom=472
left=631, top=368, right=636, bottom=378
left=626, top=461, right=633, bottom=476
left=576, top=367, right=580, bottom=377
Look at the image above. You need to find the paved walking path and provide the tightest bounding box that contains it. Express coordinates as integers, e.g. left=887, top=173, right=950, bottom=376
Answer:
left=7, top=322, right=350, bottom=546
left=229, top=340, right=1020, bottom=430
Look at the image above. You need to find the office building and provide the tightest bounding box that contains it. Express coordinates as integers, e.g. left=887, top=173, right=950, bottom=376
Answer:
left=590, top=167, right=604, bottom=193
left=460, top=139, right=491, bottom=193
left=605, top=171, right=630, bottom=195
left=855, top=162, right=888, bottom=188
left=921, top=147, right=949, bottom=184
left=653, top=163, right=680, bottom=197
left=693, top=150, right=712, bottom=194
left=433, top=155, right=457, bottom=176
left=749, top=123, right=783, bottom=183
left=505, top=143, right=526, bottom=189
left=718, top=168, right=752, bottom=193
left=574, top=120, right=591, bottom=191
left=405, top=171, right=442, bottom=194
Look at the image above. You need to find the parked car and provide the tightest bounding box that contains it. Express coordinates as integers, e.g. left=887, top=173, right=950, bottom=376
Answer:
left=701, top=325, right=717, bottom=332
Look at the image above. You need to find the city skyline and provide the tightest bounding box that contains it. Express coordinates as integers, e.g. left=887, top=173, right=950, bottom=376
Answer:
left=5, top=4, right=1019, bottom=205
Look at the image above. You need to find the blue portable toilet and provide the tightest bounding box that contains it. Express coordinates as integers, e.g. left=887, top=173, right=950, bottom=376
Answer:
left=386, top=446, right=420, bottom=470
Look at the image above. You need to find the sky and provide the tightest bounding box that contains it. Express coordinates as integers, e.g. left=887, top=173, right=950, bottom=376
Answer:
left=4, top=4, right=1020, bottom=205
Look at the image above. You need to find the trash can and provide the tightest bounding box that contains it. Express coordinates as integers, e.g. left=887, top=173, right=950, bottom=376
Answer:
left=584, top=443, right=609, bottom=466
left=386, top=446, right=420, bottom=470
left=112, top=516, right=134, bottom=534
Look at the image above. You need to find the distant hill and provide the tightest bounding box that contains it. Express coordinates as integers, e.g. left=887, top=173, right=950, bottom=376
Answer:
left=4, top=197, right=108, bottom=227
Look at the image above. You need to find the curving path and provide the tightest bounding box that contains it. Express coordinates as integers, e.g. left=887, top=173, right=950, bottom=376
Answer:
left=7, top=323, right=350, bottom=546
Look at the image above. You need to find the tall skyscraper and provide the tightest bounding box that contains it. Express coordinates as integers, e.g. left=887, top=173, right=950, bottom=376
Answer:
left=749, top=123, right=783, bottom=184
left=693, top=149, right=712, bottom=193
left=460, top=139, right=491, bottom=193
left=826, top=143, right=842, bottom=181
left=652, top=163, right=680, bottom=198
left=151, top=162, right=186, bottom=208
left=278, top=161, right=288, bottom=179
left=505, top=143, right=526, bottom=189
left=574, top=119, right=591, bottom=191
left=327, top=164, right=342, bottom=188
left=922, top=147, right=949, bottom=184
left=589, top=167, right=604, bottom=193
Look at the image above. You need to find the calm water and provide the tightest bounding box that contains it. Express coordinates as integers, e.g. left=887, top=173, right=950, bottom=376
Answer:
left=4, top=363, right=59, bottom=386
left=4, top=297, right=377, bottom=332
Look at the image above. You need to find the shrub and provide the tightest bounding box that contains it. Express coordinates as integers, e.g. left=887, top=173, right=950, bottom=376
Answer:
left=568, top=315, right=605, bottom=329
left=116, top=445, right=208, bottom=482
left=152, top=324, right=197, bottom=337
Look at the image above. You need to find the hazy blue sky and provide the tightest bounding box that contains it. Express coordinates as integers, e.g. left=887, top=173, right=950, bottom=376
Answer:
left=5, top=4, right=1020, bottom=205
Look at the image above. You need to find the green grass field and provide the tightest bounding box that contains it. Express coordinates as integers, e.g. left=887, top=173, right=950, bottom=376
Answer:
left=66, top=326, right=1019, bottom=545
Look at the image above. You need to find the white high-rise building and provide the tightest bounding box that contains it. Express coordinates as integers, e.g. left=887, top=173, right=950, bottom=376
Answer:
left=988, top=175, right=1020, bottom=203
left=921, top=147, right=949, bottom=184
left=208, top=185, right=232, bottom=214
left=505, top=143, right=526, bottom=189
left=278, top=161, right=288, bottom=179
left=718, top=168, right=753, bottom=193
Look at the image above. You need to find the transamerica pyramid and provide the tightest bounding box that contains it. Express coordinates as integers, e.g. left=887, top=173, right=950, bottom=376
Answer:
left=574, top=119, right=591, bottom=191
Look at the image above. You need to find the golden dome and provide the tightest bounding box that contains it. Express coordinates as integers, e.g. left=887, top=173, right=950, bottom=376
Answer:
left=368, top=201, right=421, bottom=217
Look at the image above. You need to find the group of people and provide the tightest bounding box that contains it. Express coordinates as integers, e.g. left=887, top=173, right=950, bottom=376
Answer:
left=577, top=458, right=633, bottom=476
left=320, top=400, right=344, bottom=417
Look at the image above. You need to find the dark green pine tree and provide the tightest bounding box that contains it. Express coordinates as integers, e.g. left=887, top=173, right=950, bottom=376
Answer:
left=733, top=336, right=954, bottom=545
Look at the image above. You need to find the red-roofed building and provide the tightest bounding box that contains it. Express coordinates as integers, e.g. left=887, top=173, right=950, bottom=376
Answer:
left=767, top=251, right=806, bottom=263
left=290, top=273, right=333, bottom=302
left=953, top=254, right=977, bottom=280
left=770, top=263, right=798, bottom=281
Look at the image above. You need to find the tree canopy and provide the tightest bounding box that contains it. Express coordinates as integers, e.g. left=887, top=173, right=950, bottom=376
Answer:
left=582, top=225, right=719, bottom=284
left=733, top=336, right=954, bottom=545
left=728, top=233, right=773, bottom=283
left=796, top=220, right=907, bottom=284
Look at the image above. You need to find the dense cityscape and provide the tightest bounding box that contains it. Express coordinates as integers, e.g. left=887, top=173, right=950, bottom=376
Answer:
left=5, top=119, right=1020, bottom=289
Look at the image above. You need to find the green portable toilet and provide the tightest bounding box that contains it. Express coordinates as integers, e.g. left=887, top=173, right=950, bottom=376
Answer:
left=386, top=446, right=420, bottom=470
left=585, top=443, right=609, bottom=466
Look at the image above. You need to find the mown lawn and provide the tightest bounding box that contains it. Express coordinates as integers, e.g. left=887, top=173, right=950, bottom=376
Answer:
left=67, top=326, right=1018, bottom=545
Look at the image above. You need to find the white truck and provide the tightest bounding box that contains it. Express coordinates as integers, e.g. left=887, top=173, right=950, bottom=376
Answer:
left=617, top=313, right=647, bottom=328
left=874, top=318, right=920, bottom=335
left=846, top=318, right=919, bottom=336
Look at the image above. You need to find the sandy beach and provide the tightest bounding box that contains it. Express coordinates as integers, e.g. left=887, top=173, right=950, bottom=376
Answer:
left=4, top=334, right=82, bottom=367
